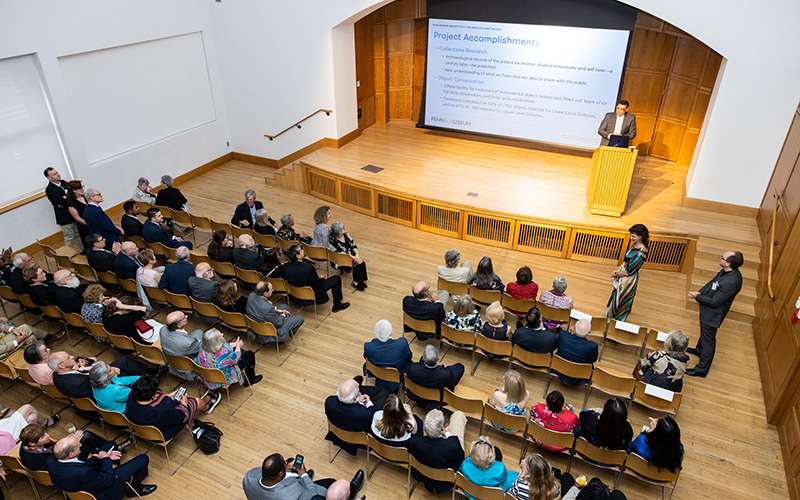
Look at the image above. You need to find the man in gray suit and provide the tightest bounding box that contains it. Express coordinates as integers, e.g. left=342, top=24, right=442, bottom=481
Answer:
left=159, top=311, right=204, bottom=381
left=242, top=453, right=363, bottom=500
left=246, top=281, right=304, bottom=343
left=188, top=263, right=218, bottom=303
left=597, top=99, right=637, bottom=146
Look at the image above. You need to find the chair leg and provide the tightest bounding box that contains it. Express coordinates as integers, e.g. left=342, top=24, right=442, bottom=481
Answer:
left=470, top=351, right=480, bottom=376
left=543, top=375, right=552, bottom=398
left=367, top=456, right=382, bottom=480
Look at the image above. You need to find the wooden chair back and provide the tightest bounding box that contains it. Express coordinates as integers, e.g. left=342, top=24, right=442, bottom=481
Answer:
left=454, top=471, right=505, bottom=500
left=164, top=290, right=193, bottom=313
left=475, top=334, right=512, bottom=358
left=276, top=237, right=295, bottom=252
left=501, top=294, right=537, bottom=317
left=217, top=307, right=248, bottom=334
left=42, top=382, right=70, bottom=401
left=402, top=312, right=437, bottom=338
left=154, top=205, right=173, bottom=219
left=164, top=353, right=198, bottom=374
left=326, top=249, right=353, bottom=268
left=118, top=278, right=138, bottom=295
left=367, top=435, right=409, bottom=467
left=96, top=271, right=119, bottom=287
left=106, top=331, right=137, bottom=352
left=537, top=302, right=571, bottom=324
left=483, top=402, right=527, bottom=437
left=527, top=420, right=576, bottom=452
left=125, top=235, right=148, bottom=250
left=61, top=310, right=88, bottom=329
left=245, top=316, right=278, bottom=343
left=437, top=276, right=468, bottom=297
left=510, top=347, right=552, bottom=374
left=286, top=283, right=315, bottom=303
left=607, top=320, right=645, bottom=348
left=189, top=298, right=219, bottom=323
left=327, top=420, right=368, bottom=448
left=469, top=287, right=502, bottom=308
left=633, top=383, right=682, bottom=415
left=54, top=254, right=73, bottom=270
left=16, top=365, right=40, bottom=389
left=591, top=366, right=636, bottom=402
left=364, top=359, right=401, bottom=388
left=97, top=408, right=133, bottom=430
left=0, top=285, right=18, bottom=302
left=623, top=452, right=680, bottom=496
left=0, top=359, right=17, bottom=380
left=39, top=304, right=63, bottom=320
left=71, top=397, right=100, bottom=414
left=136, top=342, right=167, bottom=366
left=404, top=377, right=442, bottom=407
left=143, top=286, right=168, bottom=305
left=71, top=259, right=97, bottom=282
left=573, top=436, right=626, bottom=470
left=231, top=225, right=253, bottom=239
left=443, top=386, right=487, bottom=421
left=253, top=232, right=277, bottom=249
left=86, top=323, right=110, bottom=341
left=170, top=209, right=193, bottom=228
left=550, top=355, right=594, bottom=382
left=189, top=252, right=213, bottom=265
left=301, top=242, right=328, bottom=264
left=234, top=265, right=261, bottom=289
left=191, top=214, right=214, bottom=232
left=408, top=454, right=455, bottom=491
left=210, top=219, right=233, bottom=234
left=210, top=260, right=236, bottom=278
left=440, top=324, right=475, bottom=351
left=130, top=422, right=169, bottom=444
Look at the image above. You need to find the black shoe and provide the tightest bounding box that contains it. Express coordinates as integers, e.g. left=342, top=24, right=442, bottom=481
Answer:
left=353, top=375, right=364, bottom=385
left=46, top=413, right=61, bottom=428
left=128, top=485, right=157, bottom=497
left=515, top=320, right=524, bottom=329
left=349, top=469, right=365, bottom=499
left=155, top=365, right=169, bottom=380
left=687, top=347, right=700, bottom=356
left=332, top=302, right=350, bottom=312
left=686, top=368, right=707, bottom=377
left=244, top=374, right=263, bottom=386
left=307, top=469, right=315, bottom=480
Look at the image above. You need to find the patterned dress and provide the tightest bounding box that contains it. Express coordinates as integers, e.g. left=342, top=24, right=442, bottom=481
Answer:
left=196, top=342, right=243, bottom=390
left=606, top=246, right=647, bottom=321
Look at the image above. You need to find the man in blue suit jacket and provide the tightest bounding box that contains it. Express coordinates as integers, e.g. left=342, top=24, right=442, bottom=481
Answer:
left=158, top=246, right=195, bottom=295
left=112, top=242, right=140, bottom=280
left=553, top=318, right=598, bottom=384
left=83, top=188, right=122, bottom=250
left=48, top=435, right=156, bottom=499
left=142, top=208, right=193, bottom=249
left=363, top=319, right=412, bottom=392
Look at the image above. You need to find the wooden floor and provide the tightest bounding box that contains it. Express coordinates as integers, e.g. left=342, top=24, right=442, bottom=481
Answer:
left=4, top=129, right=785, bottom=500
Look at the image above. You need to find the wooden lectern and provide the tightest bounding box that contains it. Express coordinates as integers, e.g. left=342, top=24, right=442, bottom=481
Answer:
left=586, top=146, right=638, bottom=217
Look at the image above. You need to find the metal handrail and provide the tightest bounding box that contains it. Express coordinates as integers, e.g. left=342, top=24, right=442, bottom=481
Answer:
left=264, top=109, right=332, bottom=141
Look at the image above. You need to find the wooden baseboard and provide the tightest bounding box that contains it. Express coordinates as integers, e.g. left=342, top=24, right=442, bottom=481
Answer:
left=325, top=128, right=360, bottom=149
left=682, top=197, right=759, bottom=218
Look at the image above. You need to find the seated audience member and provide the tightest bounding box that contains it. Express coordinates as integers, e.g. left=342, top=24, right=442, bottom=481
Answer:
left=469, top=256, right=505, bottom=293
left=49, top=351, right=158, bottom=400
left=85, top=234, right=120, bottom=272
left=121, top=200, right=144, bottom=237
left=277, top=213, right=312, bottom=244
left=553, top=318, right=598, bottom=384
left=10, top=252, right=36, bottom=294
left=459, top=436, right=518, bottom=499
left=1, top=318, right=49, bottom=361
left=20, top=424, right=123, bottom=471
left=135, top=248, right=163, bottom=288
left=126, top=375, right=216, bottom=438
left=629, top=416, right=683, bottom=473
left=254, top=208, right=278, bottom=236
left=25, top=265, right=57, bottom=306
left=482, top=301, right=510, bottom=341
left=328, top=221, right=368, bottom=291
left=24, top=342, right=53, bottom=385
left=506, top=265, right=539, bottom=303
left=133, top=177, right=157, bottom=204
left=577, top=398, right=633, bottom=452
left=402, top=281, right=447, bottom=340
left=81, top=284, right=107, bottom=324
left=232, top=189, right=268, bottom=228
left=103, top=299, right=157, bottom=345
left=154, top=174, right=187, bottom=212
left=438, top=248, right=473, bottom=285
left=246, top=281, right=304, bottom=343
left=83, top=188, right=123, bottom=249
left=0, top=246, right=11, bottom=285
left=113, top=241, right=141, bottom=280
left=197, top=328, right=262, bottom=394
left=562, top=477, right=629, bottom=500
left=66, top=180, right=90, bottom=249
left=53, top=269, right=87, bottom=313
left=444, top=295, right=482, bottom=335
left=158, top=246, right=195, bottom=295
left=324, top=376, right=390, bottom=454
left=260, top=247, right=282, bottom=276
left=539, top=275, right=573, bottom=330
left=370, top=394, right=421, bottom=445
left=283, top=244, right=349, bottom=311
left=0, top=404, right=58, bottom=438
left=508, top=453, right=575, bottom=500
left=208, top=230, right=234, bottom=263
left=311, top=205, right=332, bottom=247
left=48, top=434, right=156, bottom=498
left=243, top=453, right=363, bottom=500
left=364, top=319, right=412, bottom=392
left=159, top=311, right=204, bottom=381
left=90, top=361, right=140, bottom=412
left=530, top=390, right=578, bottom=452
left=406, top=344, right=464, bottom=409
left=188, top=262, right=218, bottom=303
left=489, top=370, right=530, bottom=423
left=233, top=234, right=263, bottom=272
left=512, top=307, right=557, bottom=354
left=635, top=329, right=689, bottom=392
left=407, top=408, right=467, bottom=493
left=142, top=207, right=193, bottom=249
left=217, top=279, right=248, bottom=314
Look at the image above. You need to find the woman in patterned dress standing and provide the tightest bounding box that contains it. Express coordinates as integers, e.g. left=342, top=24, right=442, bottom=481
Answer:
left=606, top=224, right=648, bottom=321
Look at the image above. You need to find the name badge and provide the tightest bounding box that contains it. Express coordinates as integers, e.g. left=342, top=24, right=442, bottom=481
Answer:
left=712, top=281, right=719, bottom=291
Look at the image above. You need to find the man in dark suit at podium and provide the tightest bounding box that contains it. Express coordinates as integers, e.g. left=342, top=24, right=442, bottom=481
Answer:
left=598, top=100, right=637, bottom=147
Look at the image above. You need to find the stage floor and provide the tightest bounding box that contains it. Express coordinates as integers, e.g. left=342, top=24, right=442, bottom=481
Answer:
left=303, top=121, right=760, bottom=246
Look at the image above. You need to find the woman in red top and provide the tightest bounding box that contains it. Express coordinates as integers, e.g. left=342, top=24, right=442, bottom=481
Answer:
left=530, top=390, right=578, bottom=452
left=506, top=266, right=538, bottom=301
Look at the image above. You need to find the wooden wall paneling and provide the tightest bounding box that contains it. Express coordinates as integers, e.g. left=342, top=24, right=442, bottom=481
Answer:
left=670, top=37, right=708, bottom=80
left=374, top=20, right=388, bottom=124
left=412, top=18, right=426, bottom=123
left=384, top=0, right=417, bottom=21
left=770, top=209, right=792, bottom=275
left=387, top=19, right=415, bottom=120
left=779, top=387, right=800, bottom=477
left=626, top=28, right=675, bottom=71
left=621, top=71, right=668, bottom=115
left=765, top=309, right=800, bottom=401
left=688, top=91, right=712, bottom=130
left=389, top=89, right=413, bottom=119
left=387, top=19, right=414, bottom=52
left=634, top=11, right=665, bottom=31
left=759, top=109, right=800, bottom=229
left=700, top=51, right=723, bottom=91
left=659, top=76, right=697, bottom=122
left=355, top=14, right=376, bottom=131
left=781, top=156, right=800, bottom=223
left=650, top=117, right=686, bottom=160
left=676, top=130, right=699, bottom=167
left=772, top=216, right=800, bottom=307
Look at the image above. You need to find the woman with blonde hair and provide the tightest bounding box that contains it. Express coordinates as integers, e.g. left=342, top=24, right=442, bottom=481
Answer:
left=311, top=205, right=332, bottom=247
left=634, top=330, right=689, bottom=392
left=482, top=301, right=510, bottom=341
left=459, top=436, right=518, bottom=499
left=370, top=394, right=420, bottom=444
left=135, top=248, right=163, bottom=287
left=216, top=279, right=248, bottom=314
left=254, top=208, right=277, bottom=236
left=508, top=453, right=573, bottom=500
left=490, top=370, right=530, bottom=417
left=444, top=295, right=482, bottom=334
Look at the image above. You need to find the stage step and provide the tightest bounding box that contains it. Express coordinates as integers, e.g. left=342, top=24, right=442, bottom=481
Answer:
left=265, top=162, right=305, bottom=192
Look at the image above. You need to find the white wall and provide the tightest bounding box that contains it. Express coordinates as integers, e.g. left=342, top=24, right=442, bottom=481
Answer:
left=0, top=0, right=230, bottom=251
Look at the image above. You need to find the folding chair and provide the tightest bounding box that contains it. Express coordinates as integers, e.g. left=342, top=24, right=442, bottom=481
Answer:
left=454, top=471, right=505, bottom=500
left=190, top=214, right=214, bottom=246
left=234, top=265, right=261, bottom=290
left=301, top=241, right=329, bottom=274
left=265, top=276, right=288, bottom=305
left=572, top=436, right=626, bottom=488
left=366, top=435, right=408, bottom=479
left=544, top=355, right=594, bottom=408
left=364, top=359, right=402, bottom=395
left=443, top=386, right=488, bottom=423
left=622, top=452, right=681, bottom=500
left=189, top=298, right=220, bottom=327
left=129, top=422, right=193, bottom=475
left=526, top=418, right=577, bottom=465
left=253, top=232, right=277, bottom=249
left=501, top=294, right=537, bottom=318
left=437, top=276, right=468, bottom=299
left=402, top=312, right=437, bottom=343
left=404, top=377, right=442, bottom=409
left=245, top=315, right=298, bottom=366
left=439, top=324, right=475, bottom=360
left=472, top=334, right=512, bottom=375
left=327, top=250, right=355, bottom=289
left=276, top=236, right=295, bottom=253
left=407, top=454, right=456, bottom=497
left=481, top=403, right=528, bottom=458
left=632, top=383, right=682, bottom=415
left=164, top=290, right=193, bottom=315
left=509, top=347, right=552, bottom=381
left=589, top=366, right=636, bottom=408
left=600, top=320, right=645, bottom=361
left=193, top=362, right=254, bottom=415
left=169, top=210, right=196, bottom=245
left=326, top=419, right=369, bottom=465
left=0, top=285, right=23, bottom=320
left=468, top=287, right=502, bottom=309
left=286, top=283, right=325, bottom=328
left=537, top=302, right=571, bottom=329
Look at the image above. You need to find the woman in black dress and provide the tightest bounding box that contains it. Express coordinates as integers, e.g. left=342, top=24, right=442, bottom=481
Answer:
left=329, top=221, right=368, bottom=291
left=66, top=180, right=90, bottom=250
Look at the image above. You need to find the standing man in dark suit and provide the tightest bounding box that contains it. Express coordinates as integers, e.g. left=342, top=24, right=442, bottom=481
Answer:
left=48, top=434, right=156, bottom=498
left=44, top=167, right=82, bottom=250
left=597, top=100, right=637, bottom=147
left=363, top=319, right=411, bottom=392
left=686, top=250, right=744, bottom=377
left=407, top=409, right=466, bottom=494
left=113, top=242, right=140, bottom=280
left=158, top=246, right=195, bottom=295
left=406, top=345, right=464, bottom=409
left=282, top=244, right=349, bottom=312
left=553, top=319, right=598, bottom=384
left=85, top=235, right=120, bottom=272
left=120, top=201, right=143, bottom=237
left=142, top=208, right=192, bottom=249
left=402, top=281, right=447, bottom=339
left=324, top=377, right=389, bottom=454
left=83, top=188, right=123, bottom=249
left=231, top=189, right=275, bottom=228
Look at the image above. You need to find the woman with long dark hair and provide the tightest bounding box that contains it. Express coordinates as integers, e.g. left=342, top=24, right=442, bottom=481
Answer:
left=606, top=224, right=648, bottom=321
left=370, top=394, right=420, bottom=445
left=469, top=256, right=505, bottom=293
left=630, top=416, right=683, bottom=473
left=208, top=230, right=234, bottom=263
left=577, top=398, right=633, bottom=451
left=66, top=180, right=90, bottom=249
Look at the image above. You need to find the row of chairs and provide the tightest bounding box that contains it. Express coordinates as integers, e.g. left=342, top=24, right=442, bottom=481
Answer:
left=325, top=414, right=680, bottom=500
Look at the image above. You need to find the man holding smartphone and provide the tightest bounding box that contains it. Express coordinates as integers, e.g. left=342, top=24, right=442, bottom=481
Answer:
left=243, top=453, right=363, bottom=500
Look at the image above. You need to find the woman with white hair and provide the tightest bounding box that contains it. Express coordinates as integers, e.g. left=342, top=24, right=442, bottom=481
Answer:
left=539, top=276, right=573, bottom=330
left=459, top=436, right=518, bottom=499
left=154, top=174, right=188, bottom=212
left=196, top=329, right=261, bottom=392
left=329, top=221, right=368, bottom=291
left=132, top=177, right=156, bottom=204
left=276, top=214, right=312, bottom=244
left=89, top=361, right=140, bottom=413
left=254, top=208, right=278, bottom=236
left=634, top=330, right=689, bottom=392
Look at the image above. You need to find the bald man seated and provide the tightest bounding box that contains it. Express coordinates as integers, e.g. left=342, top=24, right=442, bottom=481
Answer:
left=159, top=311, right=205, bottom=381
left=48, top=434, right=156, bottom=499
left=402, top=281, right=448, bottom=340
left=324, top=376, right=390, bottom=455
left=553, top=318, right=598, bottom=385
left=113, top=241, right=141, bottom=280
